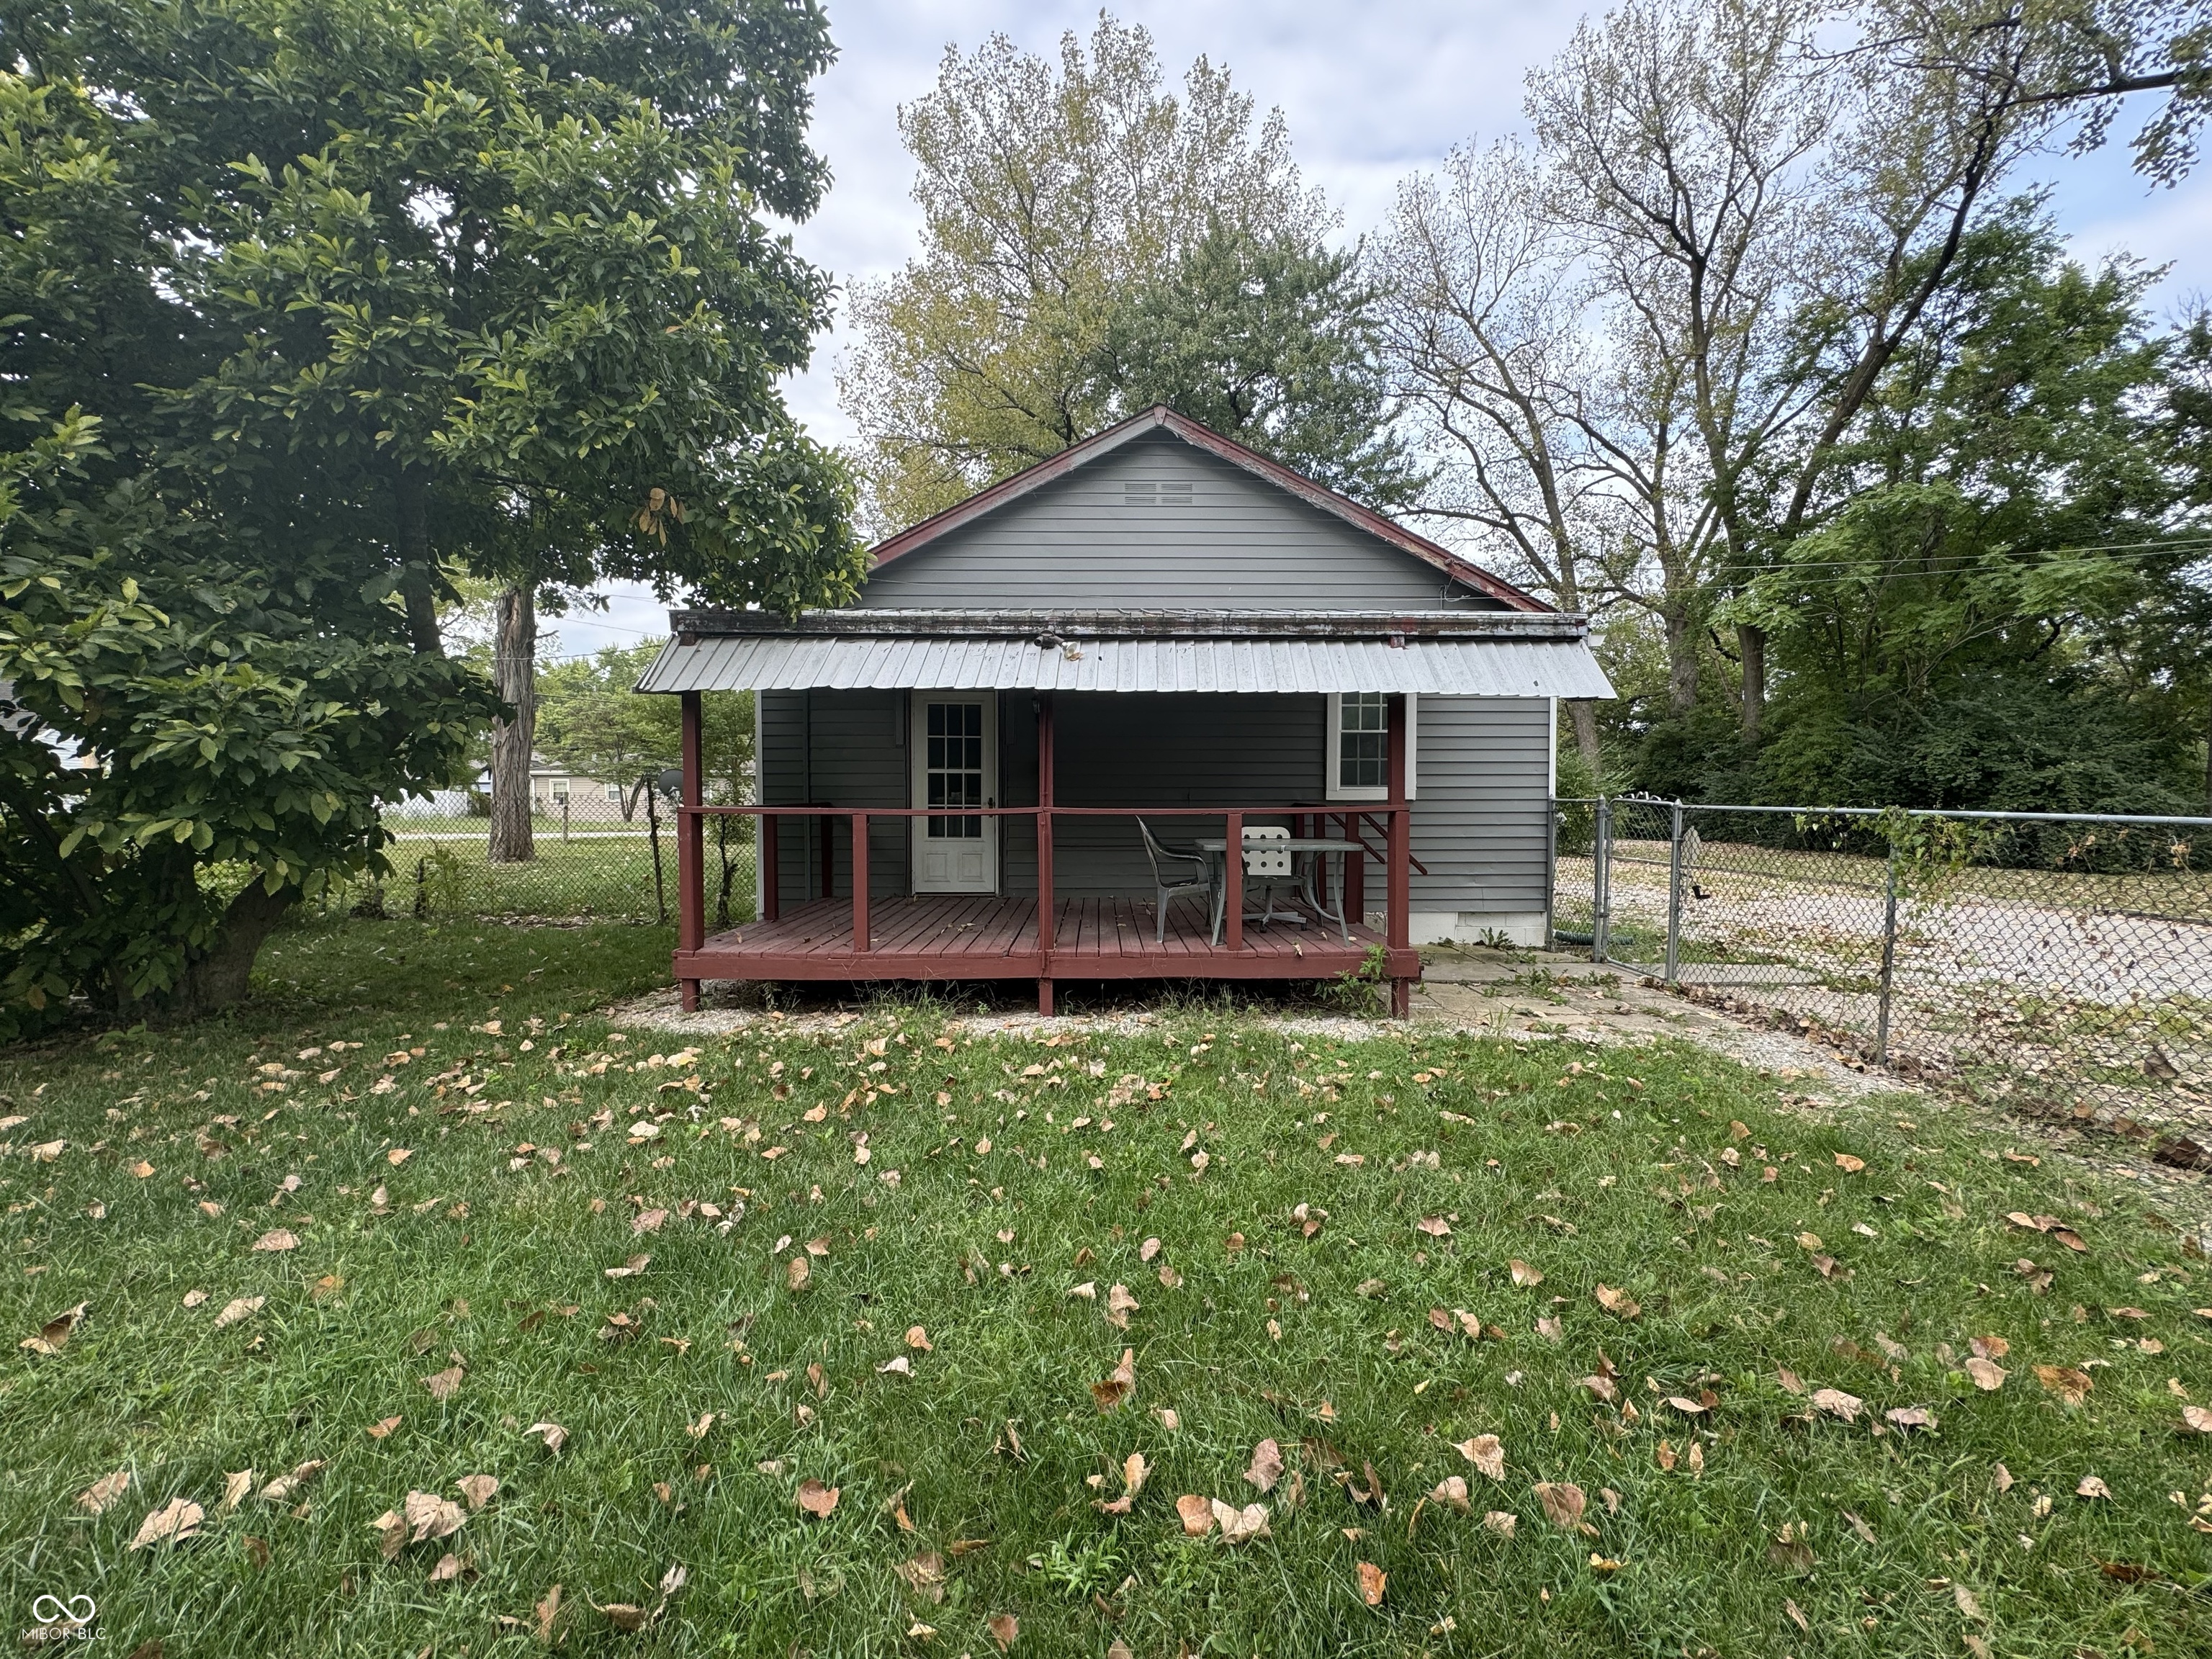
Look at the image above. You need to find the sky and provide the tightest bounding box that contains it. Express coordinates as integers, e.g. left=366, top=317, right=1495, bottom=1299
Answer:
left=551, top=0, right=2212, bottom=660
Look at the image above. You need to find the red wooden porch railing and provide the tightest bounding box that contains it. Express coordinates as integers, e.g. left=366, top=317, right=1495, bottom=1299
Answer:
left=675, top=690, right=1421, bottom=1015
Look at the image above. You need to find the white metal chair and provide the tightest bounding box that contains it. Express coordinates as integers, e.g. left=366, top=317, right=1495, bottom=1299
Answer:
left=1138, top=819, right=1215, bottom=943
left=1212, top=824, right=1300, bottom=943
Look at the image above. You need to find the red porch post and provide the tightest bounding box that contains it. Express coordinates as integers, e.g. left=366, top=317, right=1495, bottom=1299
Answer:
left=851, top=812, right=869, bottom=953
left=1223, top=811, right=1244, bottom=952
left=1343, top=811, right=1365, bottom=925
left=1387, top=693, right=1412, bottom=1017
left=678, top=691, right=704, bottom=1011
left=759, top=813, right=778, bottom=922
left=1036, top=693, right=1055, bottom=1015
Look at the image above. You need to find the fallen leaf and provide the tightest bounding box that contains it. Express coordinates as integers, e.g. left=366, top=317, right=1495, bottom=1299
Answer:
left=1509, top=1259, right=1544, bottom=1287
left=2034, top=1364, right=2093, bottom=1406
left=1105, top=1282, right=1141, bottom=1330
left=1593, top=1284, right=1640, bottom=1320
left=1483, top=1509, right=1516, bottom=1537
left=403, top=1489, right=467, bottom=1546
left=76, top=1470, right=130, bottom=1515
left=876, top=1354, right=913, bottom=1377
left=893, top=1551, right=946, bottom=1603
left=1246, top=1438, right=1285, bottom=1493
left=1416, top=1215, right=1452, bottom=1238
left=631, top=1208, right=667, bottom=1236
left=1965, top=1357, right=2008, bottom=1391
left=251, top=1229, right=299, bottom=1252
left=421, top=1364, right=464, bottom=1402
left=906, top=1325, right=932, bottom=1352
left=786, top=1256, right=810, bottom=1292
left=457, top=1474, right=498, bottom=1511
left=214, top=1295, right=264, bottom=1330
left=2077, top=1475, right=2112, bottom=1499
left=1535, top=1482, right=1586, bottom=1529
left=1091, top=1348, right=1136, bottom=1412
left=1212, top=1498, right=1271, bottom=1542
left=2182, top=1405, right=2212, bottom=1434
left=534, top=1584, right=562, bottom=1644
left=22, top=1301, right=89, bottom=1354
left=526, top=1421, right=567, bottom=1454
left=1833, top=1153, right=1866, bottom=1173
left=181, top=1290, right=209, bottom=1308
left=1810, top=1388, right=1863, bottom=1422
left=1176, top=1493, right=1214, bottom=1537
left=1357, top=1560, right=1387, bottom=1606
left=986, top=1611, right=1018, bottom=1650
left=387, top=1148, right=413, bottom=1166
left=129, top=1498, right=204, bottom=1550
left=257, top=1460, right=324, bottom=1503
left=1429, top=1475, right=1470, bottom=1512
left=796, top=1478, right=839, bottom=1517
left=1455, top=1434, right=1506, bottom=1482
left=367, top=1415, right=403, bottom=1439
left=429, top=1552, right=466, bottom=1583
left=1535, top=1316, right=1564, bottom=1343
left=1884, top=1407, right=1938, bottom=1431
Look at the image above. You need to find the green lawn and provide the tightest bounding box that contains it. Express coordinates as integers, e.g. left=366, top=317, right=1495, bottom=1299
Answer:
left=2, top=917, right=2208, bottom=1655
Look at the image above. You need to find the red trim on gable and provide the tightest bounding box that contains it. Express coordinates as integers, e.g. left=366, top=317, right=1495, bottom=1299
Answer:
left=863, top=406, right=1550, bottom=613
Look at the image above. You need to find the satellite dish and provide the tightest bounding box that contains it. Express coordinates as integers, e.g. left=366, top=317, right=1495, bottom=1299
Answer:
left=656, top=767, right=683, bottom=798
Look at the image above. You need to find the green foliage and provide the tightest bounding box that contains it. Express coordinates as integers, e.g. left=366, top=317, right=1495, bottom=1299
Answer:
left=0, top=416, right=493, bottom=1030
left=838, top=15, right=1337, bottom=534
left=0, top=0, right=852, bottom=1033
left=534, top=644, right=753, bottom=812
left=1086, top=223, right=1424, bottom=508
left=1616, top=209, right=2211, bottom=810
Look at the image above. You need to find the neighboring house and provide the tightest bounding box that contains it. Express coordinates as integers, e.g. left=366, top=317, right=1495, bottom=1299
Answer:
left=385, top=760, right=633, bottom=822
left=637, top=407, right=1612, bottom=1012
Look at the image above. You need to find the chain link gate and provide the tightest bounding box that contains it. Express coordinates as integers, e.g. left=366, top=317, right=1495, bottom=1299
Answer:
left=1555, top=796, right=2212, bottom=1159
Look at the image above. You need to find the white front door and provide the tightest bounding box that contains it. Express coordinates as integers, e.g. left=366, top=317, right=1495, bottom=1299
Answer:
left=910, top=694, right=998, bottom=892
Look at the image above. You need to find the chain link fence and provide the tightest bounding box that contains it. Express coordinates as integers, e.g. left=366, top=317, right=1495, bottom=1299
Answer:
left=318, top=786, right=756, bottom=928
left=1555, top=796, right=2212, bottom=1164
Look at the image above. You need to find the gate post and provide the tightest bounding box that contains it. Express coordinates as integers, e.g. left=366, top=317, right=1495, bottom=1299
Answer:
left=1876, top=836, right=1899, bottom=1066
left=1593, top=795, right=1612, bottom=964
left=1664, top=799, right=1684, bottom=986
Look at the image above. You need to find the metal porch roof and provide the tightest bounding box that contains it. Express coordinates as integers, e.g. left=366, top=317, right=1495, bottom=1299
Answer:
left=635, top=633, right=1614, bottom=698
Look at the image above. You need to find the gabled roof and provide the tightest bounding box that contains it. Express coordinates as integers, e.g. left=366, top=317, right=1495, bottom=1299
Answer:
left=864, top=406, right=1548, bottom=613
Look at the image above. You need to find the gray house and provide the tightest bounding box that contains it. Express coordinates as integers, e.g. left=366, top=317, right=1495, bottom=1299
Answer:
left=639, top=407, right=1611, bottom=1013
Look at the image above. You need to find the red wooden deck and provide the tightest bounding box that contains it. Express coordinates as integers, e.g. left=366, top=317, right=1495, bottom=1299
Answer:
left=673, top=894, right=1416, bottom=984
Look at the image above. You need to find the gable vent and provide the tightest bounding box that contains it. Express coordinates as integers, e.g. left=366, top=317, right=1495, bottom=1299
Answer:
left=1124, top=478, right=1195, bottom=506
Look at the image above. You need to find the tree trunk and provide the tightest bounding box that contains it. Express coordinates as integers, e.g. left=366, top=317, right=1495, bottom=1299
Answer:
left=490, top=584, right=538, bottom=863
left=171, top=881, right=297, bottom=1018
left=1566, top=698, right=1601, bottom=778
left=1737, top=623, right=1766, bottom=747
left=1662, top=607, right=1699, bottom=716
left=394, top=464, right=443, bottom=657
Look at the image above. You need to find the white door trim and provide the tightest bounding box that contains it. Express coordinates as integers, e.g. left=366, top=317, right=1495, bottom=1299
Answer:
left=909, top=693, right=999, bottom=893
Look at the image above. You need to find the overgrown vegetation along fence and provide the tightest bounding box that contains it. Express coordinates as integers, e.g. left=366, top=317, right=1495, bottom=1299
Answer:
left=320, top=809, right=757, bottom=928
left=1553, top=796, right=2212, bottom=1156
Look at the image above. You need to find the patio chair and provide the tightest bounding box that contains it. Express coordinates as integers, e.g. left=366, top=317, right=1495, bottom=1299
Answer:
left=1138, top=819, right=1215, bottom=943
left=1210, top=824, right=1301, bottom=944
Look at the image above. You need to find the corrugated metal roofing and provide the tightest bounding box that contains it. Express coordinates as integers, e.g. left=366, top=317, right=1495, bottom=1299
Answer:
left=636, top=634, right=1614, bottom=698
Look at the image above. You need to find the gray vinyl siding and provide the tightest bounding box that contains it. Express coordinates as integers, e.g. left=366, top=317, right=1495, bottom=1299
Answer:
left=1410, top=698, right=1551, bottom=917
left=760, top=689, right=1551, bottom=917
left=757, top=689, right=912, bottom=909
left=858, top=433, right=1506, bottom=612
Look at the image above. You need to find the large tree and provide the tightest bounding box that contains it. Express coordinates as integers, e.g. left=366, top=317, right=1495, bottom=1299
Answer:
left=838, top=14, right=1336, bottom=534
left=0, top=0, right=857, bottom=1032
left=1084, top=222, right=1424, bottom=508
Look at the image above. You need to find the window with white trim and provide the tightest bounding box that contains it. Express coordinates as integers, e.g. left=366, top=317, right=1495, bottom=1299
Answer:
left=1326, top=692, right=1416, bottom=801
